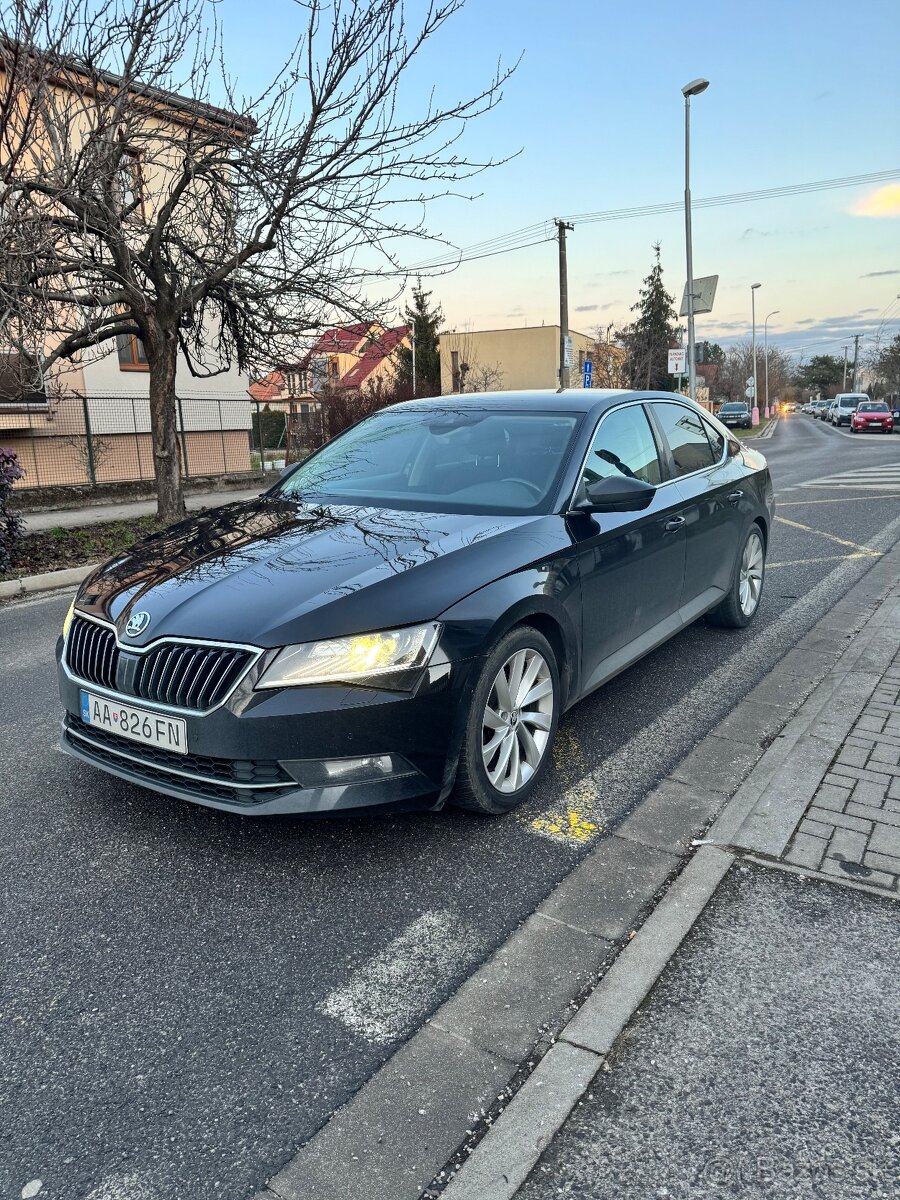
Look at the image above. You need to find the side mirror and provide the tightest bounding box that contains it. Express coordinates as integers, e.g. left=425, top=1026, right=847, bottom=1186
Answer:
left=727, top=438, right=742, bottom=458
left=575, top=474, right=656, bottom=513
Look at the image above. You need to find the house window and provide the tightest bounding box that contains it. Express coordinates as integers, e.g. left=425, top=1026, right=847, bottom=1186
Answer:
left=0, top=350, right=46, bottom=404
left=329, top=358, right=340, bottom=384
left=116, top=333, right=149, bottom=372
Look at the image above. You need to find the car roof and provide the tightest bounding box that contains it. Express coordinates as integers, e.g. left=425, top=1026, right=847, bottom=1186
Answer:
left=385, top=388, right=700, bottom=419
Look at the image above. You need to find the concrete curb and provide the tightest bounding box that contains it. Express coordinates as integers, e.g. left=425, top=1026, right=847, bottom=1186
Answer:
left=0, top=562, right=97, bottom=600
left=249, top=535, right=900, bottom=1200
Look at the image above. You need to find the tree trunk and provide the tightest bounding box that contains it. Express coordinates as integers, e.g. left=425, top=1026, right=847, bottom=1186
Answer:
left=147, top=334, right=185, bottom=524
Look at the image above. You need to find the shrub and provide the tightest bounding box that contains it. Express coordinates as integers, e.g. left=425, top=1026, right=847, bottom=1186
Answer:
left=0, top=447, right=25, bottom=572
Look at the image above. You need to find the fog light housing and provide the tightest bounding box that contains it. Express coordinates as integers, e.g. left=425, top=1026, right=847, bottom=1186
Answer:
left=281, top=753, right=415, bottom=787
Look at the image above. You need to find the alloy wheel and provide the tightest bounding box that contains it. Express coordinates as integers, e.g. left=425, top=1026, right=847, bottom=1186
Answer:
left=739, top=531, right=764, bottom=616
left=481, top=648, right=554, bottom=793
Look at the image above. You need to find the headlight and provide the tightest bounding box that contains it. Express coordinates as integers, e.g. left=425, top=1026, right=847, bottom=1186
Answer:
left=256, top=623, right=441, bottom=690
left=62, top=598, right=76, bottom=639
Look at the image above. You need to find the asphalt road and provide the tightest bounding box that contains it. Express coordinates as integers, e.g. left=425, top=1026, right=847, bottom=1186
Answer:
left=2, top=413, right=899, bottom=1200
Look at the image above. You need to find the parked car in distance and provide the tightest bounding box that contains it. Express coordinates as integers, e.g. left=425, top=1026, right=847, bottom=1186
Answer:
left=850, top=401, right=894, bottom=434
left=718, top=402, right=753, bottom=429
left=811, top=400, right=830, bottom=419
left=57, top=390, right=774, bottom=818
left=831, top=393, right=868, bottom=426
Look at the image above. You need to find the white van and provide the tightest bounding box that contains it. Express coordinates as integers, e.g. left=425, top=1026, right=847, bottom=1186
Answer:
left=830, top=393, right=869, bottom=427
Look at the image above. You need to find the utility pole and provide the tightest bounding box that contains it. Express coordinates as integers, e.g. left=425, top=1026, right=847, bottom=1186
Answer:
left=842, top=345, right=848, bottom=390
left=851, top=334, right=861, bottom=391
left=682, top=78, right=709, bottom=404
left=555, top=219, right=574, bottom=389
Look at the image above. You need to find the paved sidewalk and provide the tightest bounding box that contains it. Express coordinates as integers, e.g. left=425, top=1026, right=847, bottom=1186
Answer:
left=21, top=485, right=265, bottom=532
left=438, top=570, right=900, bottom=1200
left=784, top=650, right=900, bottom=890
left=515, top=862, right=898, bottom=1200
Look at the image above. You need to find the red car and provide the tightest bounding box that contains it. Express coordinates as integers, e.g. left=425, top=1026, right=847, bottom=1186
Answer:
left=850, top=402, right=894, bottom=434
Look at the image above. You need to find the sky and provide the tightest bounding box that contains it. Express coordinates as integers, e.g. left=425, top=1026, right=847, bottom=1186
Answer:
left=215, top=0, right=900, bottom=363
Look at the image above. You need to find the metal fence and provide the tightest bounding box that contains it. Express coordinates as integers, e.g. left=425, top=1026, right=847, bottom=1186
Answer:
left=0, top=394, right=328, bottom=491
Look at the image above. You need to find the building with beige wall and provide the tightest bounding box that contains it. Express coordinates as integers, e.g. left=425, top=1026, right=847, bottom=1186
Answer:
left=440, top=326, right=603, bottom=394
left=0, top=50, right=253, bottom=490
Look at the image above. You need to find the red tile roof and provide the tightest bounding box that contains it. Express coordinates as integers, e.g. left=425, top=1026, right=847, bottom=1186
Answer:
left=340, top=326, right=408, bottom=389
left=248, top=370, right=285, bottom=402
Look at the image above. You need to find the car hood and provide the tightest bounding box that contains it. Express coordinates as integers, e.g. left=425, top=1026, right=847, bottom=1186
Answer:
left=75, top=496, right=568, bottom=648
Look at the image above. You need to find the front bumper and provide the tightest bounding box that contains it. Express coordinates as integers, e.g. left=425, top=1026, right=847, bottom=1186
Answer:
left=58, top=647, right=477, bottom=816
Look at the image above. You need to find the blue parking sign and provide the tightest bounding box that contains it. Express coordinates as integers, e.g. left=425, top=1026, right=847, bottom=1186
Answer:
left=583, top=359, right=593, bottom=388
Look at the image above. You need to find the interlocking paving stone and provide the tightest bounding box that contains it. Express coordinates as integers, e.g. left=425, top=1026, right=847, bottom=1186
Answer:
left=807, top=806, right=871, bottom=834
left=784, top=833, right=827, bottom=870
left=863, top=850, right=900, bottom=877
left=799, top=817, right=832, bottom=839
left=810, top=783, right=852, bottom=812
left=846, top=802, right=900, bottom=827
left=868, top=823, right=900, bottom=859
left=827, top=827, right=869, bottom=863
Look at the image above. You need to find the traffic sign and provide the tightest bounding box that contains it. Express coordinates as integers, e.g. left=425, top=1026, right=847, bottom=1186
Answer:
left=583, top=359, right=593, bottom=388
left=668, top=348, right=687, bottom=374
left=745, top=379, right=756, bottom=400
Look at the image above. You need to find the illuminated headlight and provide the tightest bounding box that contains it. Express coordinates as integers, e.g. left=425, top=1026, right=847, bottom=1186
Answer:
left=62, top=598, right=76, bottom=639
left=256, top=623, right=441, bottom=690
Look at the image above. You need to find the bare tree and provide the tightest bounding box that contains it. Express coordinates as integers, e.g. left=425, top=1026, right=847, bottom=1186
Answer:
left=0, top=0, right=513, bottom=520
left=719, top=340, right=792, bottom=407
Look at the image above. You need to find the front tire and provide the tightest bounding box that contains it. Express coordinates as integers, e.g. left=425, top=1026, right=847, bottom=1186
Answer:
left=453, top=627, right=559, bottom=814
left=708, top=526, right=766, bottom=629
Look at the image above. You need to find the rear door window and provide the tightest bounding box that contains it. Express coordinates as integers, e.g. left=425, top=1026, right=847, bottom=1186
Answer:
left=650, top=402, right=717, bottom=478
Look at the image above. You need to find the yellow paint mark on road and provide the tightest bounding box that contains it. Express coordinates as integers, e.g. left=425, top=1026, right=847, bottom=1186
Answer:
left=520, top=729, right=606, bottom=844
left=775, top=515, right=881, bottom=557
left=532, top=805, right=601, bottom=845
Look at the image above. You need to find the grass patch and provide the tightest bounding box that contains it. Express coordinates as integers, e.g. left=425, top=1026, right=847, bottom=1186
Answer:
left=2, top=515, right=165, bottom=581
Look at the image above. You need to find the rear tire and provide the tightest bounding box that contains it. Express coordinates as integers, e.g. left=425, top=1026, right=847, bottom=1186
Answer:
left=453, top=626, right=560, bottom=815
left=708, top=526, right=765, bottom=629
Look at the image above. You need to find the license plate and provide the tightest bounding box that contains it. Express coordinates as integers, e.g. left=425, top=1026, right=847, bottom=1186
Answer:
left=79, top=690, right=188, bottom=754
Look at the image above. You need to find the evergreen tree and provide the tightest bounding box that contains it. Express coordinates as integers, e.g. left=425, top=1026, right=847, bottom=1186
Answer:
left=619, top=244, right=678, bottom=390
left=395, top=282, right=443, bottom=396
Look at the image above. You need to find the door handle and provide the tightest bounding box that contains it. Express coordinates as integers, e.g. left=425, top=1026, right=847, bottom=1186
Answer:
left=664, top=516, right=686, bottom=532
left=727, top=490, right=744, bottom=504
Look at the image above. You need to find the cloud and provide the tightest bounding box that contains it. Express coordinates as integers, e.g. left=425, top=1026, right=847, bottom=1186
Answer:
left=851, top=184, right=900, bottom=218
left=575, top=304, right=598, bottom=313
left=860, top=268, right=900, bottom=278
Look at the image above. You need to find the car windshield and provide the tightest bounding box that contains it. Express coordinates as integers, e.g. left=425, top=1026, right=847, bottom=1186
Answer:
left=858, top=403, right=888, bottom=412
left=720, top=404, right=745, bottom=412
left=273, top=408, right=581, bottom=514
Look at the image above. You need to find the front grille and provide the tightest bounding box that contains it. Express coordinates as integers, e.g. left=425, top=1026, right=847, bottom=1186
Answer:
left=64, top=716, right=294, bottom=807
left=67, top=616, right=120, bottom=690
left=65, top=616, right=256, bottom=712
left=131, top=643, right=254, bottom=710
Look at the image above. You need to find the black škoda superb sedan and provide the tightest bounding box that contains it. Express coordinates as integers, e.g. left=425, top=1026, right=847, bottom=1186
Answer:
left=58, top=391, right=773, bottom=817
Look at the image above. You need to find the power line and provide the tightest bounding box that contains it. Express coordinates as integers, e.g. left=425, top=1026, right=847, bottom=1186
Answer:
left=405, top=168, right=899, bottom=274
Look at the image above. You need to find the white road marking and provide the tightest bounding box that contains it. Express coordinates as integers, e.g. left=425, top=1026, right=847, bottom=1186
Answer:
left=524, top=508, right=900, bottom=845
left=317, top=910, right=480, bottom=1045
left=84, top=1174, right=153, bottom=1200
left=798, top=462, right=900, bottom=492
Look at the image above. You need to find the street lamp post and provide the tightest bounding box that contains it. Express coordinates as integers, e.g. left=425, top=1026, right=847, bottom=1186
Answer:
left=682, top=78, right=709, bottom=405
left=751, top=283, right=761, bottom=423
left=764, top=309, right=780, bottom=418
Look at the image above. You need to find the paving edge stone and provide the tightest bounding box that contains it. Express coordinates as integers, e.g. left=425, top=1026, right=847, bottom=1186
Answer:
left=0, top=562, right=97, bottom=600
left=250, top=538, right=900, bottom=1200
